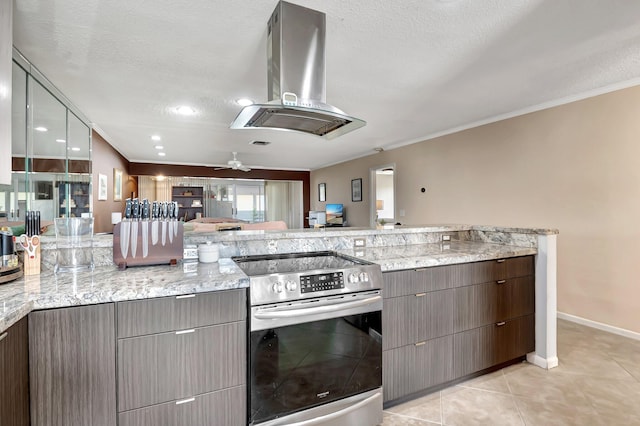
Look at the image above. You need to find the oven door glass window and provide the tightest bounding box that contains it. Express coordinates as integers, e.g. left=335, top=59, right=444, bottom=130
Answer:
left=250, top=312, right=382, bottom=424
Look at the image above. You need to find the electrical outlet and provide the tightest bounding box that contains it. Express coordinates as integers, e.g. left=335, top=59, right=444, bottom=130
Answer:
left=399, top=209, right=406, bottom=217
left=442, top=235, right=451, bottom=241
left=354, top=238, right=366, bottom=248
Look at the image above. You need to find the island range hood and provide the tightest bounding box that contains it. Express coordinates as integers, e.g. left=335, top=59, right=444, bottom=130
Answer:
left=230, top=1, right=365, bottom=140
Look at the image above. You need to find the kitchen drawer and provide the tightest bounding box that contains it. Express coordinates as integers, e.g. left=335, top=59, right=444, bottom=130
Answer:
left=118, top=321, right=246, bottom=412
left=453, top=314, right=534, bottom=378
left=383, top=335, right=454, bottom=402
left=453, top=275, right=534, bottom=332
left=118, top=385, right=246, bottom=426
left=117, top=289, right=246, bottom=338
left=383, top=266, right=457, bottom=298
left=383, top=256, right=534, bottom=298
left=383, top=289, right=454, bottom=350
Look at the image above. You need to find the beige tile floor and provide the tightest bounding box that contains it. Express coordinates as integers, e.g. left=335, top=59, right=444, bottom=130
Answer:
left=382, top=319, right=640, bottom=425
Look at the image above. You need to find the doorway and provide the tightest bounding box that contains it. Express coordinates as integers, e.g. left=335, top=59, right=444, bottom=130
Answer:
left=369, top=164, right=395, bottom=227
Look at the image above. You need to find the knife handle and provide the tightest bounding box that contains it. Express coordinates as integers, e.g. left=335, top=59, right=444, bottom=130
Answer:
left=152, top=201, right=159, bottom=219
left=161, top=202, right=168, bottom=219
left=173, top=202, right=179, bottom=220
left=132, top=199, right=140, bottom=219
left=142, top=199, right=150, bottom=220
left=125, top=198, right=132, bottom=219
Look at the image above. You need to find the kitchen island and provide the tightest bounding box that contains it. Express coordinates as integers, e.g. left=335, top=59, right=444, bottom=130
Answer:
left=0, top=224, right=557, bottom=425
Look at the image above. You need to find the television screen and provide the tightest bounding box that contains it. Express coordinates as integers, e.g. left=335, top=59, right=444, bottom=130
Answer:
left=325, top=204, right=344, bottom=226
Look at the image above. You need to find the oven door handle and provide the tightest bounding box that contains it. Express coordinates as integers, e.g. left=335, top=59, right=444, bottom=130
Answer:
left=285, top=391, right=382, bottom=426
left=254, top=295, right=382, bottom=320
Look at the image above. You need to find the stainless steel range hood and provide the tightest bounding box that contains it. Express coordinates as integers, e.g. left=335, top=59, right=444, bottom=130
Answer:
left=230, top=1, right=365, bottom=140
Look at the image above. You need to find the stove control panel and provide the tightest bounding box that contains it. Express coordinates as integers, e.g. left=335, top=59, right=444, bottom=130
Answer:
left=300, top=272, right=345, bottom=293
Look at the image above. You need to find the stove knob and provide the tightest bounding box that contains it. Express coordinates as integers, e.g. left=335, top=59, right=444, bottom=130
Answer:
left=285, top=280, right=297, bottom=292
left=272, top=282, right=284, bottom=293
left=359, top=272, right=369, bottom=282
left=348, top=273, right=359, bottom=283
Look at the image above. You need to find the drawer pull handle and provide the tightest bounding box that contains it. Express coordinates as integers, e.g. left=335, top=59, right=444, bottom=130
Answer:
left=414, top=268, right=428, bottom=272
left=0, top=332, right=7, bottom=342
left=496, top=321, right=506, bottom=327
left=176, top=294, right=196, bottom=299
left=496, top=259, right=506, bottom=263
left=496, top=280, right=506, bottom=284
left=175, top=397, right=195, bottom=405
left=415, top=341, right=426, bottom=347
left=415, top=293, right=426, bottom=297
left=176, top=329, right=195, bottom=335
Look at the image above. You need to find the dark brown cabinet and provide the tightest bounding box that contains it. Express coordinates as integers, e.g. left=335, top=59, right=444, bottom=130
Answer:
left=116, top=289, right=247, bottom=425
left=454, top=314, right=535, bottom=377
left=0, top=317, right=30, bottom=426
left=382, top=255, right=535, bottom=404
left=383, top=335, right=453, bottom=402
left=29, top=303, right=117, bottom=426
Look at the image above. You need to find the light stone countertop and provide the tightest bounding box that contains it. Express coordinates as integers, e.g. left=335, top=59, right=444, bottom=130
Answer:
left=339, top=240, right=537, bottom=272
left=0, top=235, right=542, bottom=333
left=0, top=258, right=249, bottom=333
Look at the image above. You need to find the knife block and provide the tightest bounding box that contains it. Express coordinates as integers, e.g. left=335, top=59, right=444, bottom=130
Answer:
left=23, top=244, right=41, bottom=276
left=113, top=221, right=184, bottom=269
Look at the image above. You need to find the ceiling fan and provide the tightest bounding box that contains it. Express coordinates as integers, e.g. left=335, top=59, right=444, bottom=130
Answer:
left=214, top=152, right=251, bottom=172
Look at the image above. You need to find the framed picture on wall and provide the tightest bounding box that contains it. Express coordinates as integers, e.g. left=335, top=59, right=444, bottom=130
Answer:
left=98, top=174, right=108, bottom=201
left=113, top=168, right=123, bottom=201
left=351, top=178, right=362, bottom=202
left=318, top=183, right=326, bottom=202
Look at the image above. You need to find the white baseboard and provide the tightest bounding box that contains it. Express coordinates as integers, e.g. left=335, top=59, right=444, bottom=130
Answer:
left=557, top=311, right=640, bottom=341
left=527, top=352, right=559, bottom=369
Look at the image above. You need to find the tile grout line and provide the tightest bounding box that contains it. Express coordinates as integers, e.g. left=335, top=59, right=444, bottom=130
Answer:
left=502, top=367, right=527, bottom=426
left=439, top=389, right=444, bottom=426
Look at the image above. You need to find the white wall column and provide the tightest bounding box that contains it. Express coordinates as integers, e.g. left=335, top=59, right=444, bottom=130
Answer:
left=527, top=233, right=558, bottom=369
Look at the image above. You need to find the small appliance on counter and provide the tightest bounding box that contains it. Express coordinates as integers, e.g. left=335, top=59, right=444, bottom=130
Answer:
left=0, top=229, right=22, bottom=285
left=113, top=199, right=183, bottom=269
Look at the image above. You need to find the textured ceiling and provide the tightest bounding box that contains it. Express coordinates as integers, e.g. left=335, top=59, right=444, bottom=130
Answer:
left=12, top=0, right=640, bottom=171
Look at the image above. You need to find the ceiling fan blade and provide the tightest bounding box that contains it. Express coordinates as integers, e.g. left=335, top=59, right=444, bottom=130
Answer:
left=239, top=166, right=251, bottom=172
left=213, top=166, right=229, bottom=171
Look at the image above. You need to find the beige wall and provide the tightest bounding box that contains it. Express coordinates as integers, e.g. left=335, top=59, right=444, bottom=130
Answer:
left=311, top=85, right=640, bottom=333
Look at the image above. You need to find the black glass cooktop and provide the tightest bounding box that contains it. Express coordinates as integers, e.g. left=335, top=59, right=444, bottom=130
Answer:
left=232, top=251, right=369, bottom=276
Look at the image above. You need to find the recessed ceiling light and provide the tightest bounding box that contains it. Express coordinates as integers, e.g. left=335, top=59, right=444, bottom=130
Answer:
left=35, top=126, right=48, bottom=132
left=151, top=135, right=161, bottom=141
left=56, top=139, right=66, bottom=143
left=158, top=152, right=166, bottom=157
left=71, top=147, right=81, bottom=152
left=154, top=145, right=164, bottom=150
left=154, top=175, right=166, bottom=181
left=236, top=98, right=254, bottom=107
left=175, top=105, right=196, bottom=116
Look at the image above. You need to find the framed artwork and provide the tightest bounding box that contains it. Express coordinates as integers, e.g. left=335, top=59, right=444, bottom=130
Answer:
left=98, top=174, right=108, bottom=201
left=113, top=168, right=123, bottom=201
left=351, top=178, right=362, bottom=202
left=318, top=183, right=326, bottom=202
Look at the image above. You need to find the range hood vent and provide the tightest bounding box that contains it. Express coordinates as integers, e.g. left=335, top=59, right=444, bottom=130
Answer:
left=230, top=1, right=365, bottom=140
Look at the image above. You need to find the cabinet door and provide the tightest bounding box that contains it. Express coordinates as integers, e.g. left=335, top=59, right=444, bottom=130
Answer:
left=118, top=385, right=246, bottom=426
left=29, top=304, right=117, bottom=426
left=453, top=314, right=535, bottom=378
left=118, top=322, right=246, bottom=411
left=0, top=317, right=30, bottom=426
left=383, top=289, right=454, bottom=350
left=453, top=276, right=534, bottom=332
left=383, top=335, right=453, bottom=402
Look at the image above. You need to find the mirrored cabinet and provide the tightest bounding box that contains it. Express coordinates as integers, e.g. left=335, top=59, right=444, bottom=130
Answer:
left=3, top=49, right=92, bottom=223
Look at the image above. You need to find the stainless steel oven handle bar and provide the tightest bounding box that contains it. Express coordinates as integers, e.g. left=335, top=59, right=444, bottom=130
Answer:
left=285, top=391, right=382, bottom=426
left=254, top=295, right=382, bottom=320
